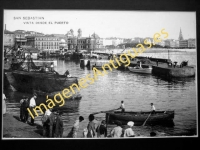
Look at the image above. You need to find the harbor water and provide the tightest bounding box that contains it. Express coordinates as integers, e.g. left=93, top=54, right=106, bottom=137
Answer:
left=4, top=50, right=197, bottom=137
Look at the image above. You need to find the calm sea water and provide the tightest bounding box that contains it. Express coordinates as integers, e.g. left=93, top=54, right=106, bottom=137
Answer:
left=4, top=50, right=197, bottom=137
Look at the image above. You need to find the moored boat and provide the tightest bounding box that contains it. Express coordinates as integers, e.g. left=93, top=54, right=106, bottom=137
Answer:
left=128, top=61, right=152, bottom=74
left=4, top=55, right=78, bottom=93
left=152, top=65, right=195, bottom=78
left=8, top=70, right=78, bottom=93
left=128, top=66, right=152, bottom=74
left=106, top=110, right=175, bottom=126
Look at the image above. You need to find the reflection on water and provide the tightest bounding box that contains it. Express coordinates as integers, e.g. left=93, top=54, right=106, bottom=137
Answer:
left=4, top=51, right=197, bottom=137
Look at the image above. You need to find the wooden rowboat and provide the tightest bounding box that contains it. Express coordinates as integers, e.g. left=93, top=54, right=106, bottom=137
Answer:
left=106, top=110, right=175, bottom=126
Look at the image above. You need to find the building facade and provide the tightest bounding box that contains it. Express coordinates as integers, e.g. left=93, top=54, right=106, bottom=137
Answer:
left=4, top=30, right=15, bottom=48
left=188, top=39, right=196, bottom=48
left=179, top=40, right=188, bottom=48
left=175, top=40, right=179, bottom=48
left=14, top=30, right=27, bottom=48
left=157, top=41, right=165, bottom=47
left=26, top=36, right=60, bottom=52
left=164, top=40, right=170, bottom=47
left=169, top=40, right=176, bottom=48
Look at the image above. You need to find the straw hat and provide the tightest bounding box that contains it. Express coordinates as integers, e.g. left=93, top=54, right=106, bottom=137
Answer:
left=127, top=121, right=134, bottom=127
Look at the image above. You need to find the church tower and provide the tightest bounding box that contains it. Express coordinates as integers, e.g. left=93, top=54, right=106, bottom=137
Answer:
left=178, top=28, right=184, bottom=40
left=78, top=28, right=82, bottom=38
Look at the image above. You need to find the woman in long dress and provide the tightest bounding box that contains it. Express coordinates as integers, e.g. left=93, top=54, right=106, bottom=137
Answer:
left=3, top=93, right=6, bottom=115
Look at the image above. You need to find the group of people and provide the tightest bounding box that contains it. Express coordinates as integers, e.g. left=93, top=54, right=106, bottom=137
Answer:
left=69, top=114, right=107, bottom=138
left=19, top=93, right=37, bottom=125
left=18, top=94, right=156, bottom=138
left=19, top=93, right=64, bottom=138
left=110, top=121, right=135, bottom=138
left=69, top=113, right=135, bottom=138
left=42, top=108, right=64, bottom=138
left=39, top=62, right=54, bottom=73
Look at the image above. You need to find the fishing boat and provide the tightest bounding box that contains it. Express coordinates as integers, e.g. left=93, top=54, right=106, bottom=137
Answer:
left=128, top=61, right=153, bottom=74
left=10, top=70, right=78, bottom=93
left=106, top=110, right=175, bottom=126
left=4, top=55, right=78, bottom=93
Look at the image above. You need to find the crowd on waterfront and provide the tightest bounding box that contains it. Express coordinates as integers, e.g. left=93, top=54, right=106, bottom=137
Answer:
left=3, top=92, right=157, bottom=138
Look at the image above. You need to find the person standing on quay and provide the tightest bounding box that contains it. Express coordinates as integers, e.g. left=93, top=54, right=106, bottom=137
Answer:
left=3, top=93, right=7, bottom=115
left=29, top=93, right=37, bottom=125
left=20, top=95, right=26, bottom=121
left=124, top=121, right=135, bottom=137
left=42, top=109, right=51, bottom=137
left=96, top=120, right=107, bottom=138
left=68, top=116, right=84, bottom=138
left=110, top=121, right=123, bottom=138
left=20, top=96, right=29, bottom=123
left=87, top=114, right=96, bottom=138
left=54, top=111, right=64, bottom=138
left=48, top=108, right=56, bottom=137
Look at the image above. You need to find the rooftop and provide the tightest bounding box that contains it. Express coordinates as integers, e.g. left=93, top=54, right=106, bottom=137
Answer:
left=4, top=30, right=14, bottom=34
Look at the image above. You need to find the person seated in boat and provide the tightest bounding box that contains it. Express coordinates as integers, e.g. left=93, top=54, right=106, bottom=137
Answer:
left=64, top=70, right=71, bottom=77
left=45, top=65, right=49, bottom=72
left=19, top=63, right=26, bottom=71
left=110, top=121, right=123, bottom=138
left=119, top=101, right=125, bottom=113
left=39, top=66, right=46, bottom=73
left=50, top=62, right=54, bottom=72
left=124, top=121, right=135, bottom=137
left=150, top=103, right=156, bottom=114
left=173, top=61, right=177, bottom=68
left=134, top=64, right=140, bottom=69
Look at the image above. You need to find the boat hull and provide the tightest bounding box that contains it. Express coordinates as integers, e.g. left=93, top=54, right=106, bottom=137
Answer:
left=10, top=70, right=78, bottom=93
left=128, top=66, right=152, bottom=74
left=152, top=66, right=195, bottom=78
left=92, top=65, right=111, bottom=70
left=106, top=111, right=175, bottom=126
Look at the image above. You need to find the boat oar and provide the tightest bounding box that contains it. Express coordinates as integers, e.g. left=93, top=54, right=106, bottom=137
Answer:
left=92, top=108, right=120, bottom=115
left=142, top=112, right=152, bottom=126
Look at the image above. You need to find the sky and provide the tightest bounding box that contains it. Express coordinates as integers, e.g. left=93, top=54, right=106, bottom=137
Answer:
left=4, top=10, right=196, bottom=39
